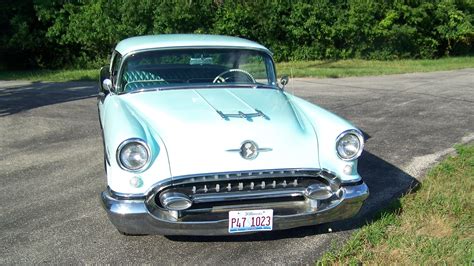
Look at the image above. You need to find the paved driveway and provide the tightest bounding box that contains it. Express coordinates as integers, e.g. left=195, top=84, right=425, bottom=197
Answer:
left=1, top=69, right=473, bottom=264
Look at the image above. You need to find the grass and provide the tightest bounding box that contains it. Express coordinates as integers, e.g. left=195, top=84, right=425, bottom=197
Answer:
left=0, top=69, right=98, bottom=82
left=318, top=144, right=474, bottom=265
left=278, top=56, right=474, bottom=78
left=0, top=57, right=473, bottom=82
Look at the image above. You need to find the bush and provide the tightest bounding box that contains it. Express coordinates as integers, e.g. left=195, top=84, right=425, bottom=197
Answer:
left=1, top=0, right=472, bottom=69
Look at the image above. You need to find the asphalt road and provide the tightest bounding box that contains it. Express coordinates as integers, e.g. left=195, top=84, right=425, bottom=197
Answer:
left=1, top=69, right=473, bottom=264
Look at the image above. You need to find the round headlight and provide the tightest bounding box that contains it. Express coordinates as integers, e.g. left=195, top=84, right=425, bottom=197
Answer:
left=117, top=139, right=150, bottom=171
left=336, top=130, right=364, bottom=160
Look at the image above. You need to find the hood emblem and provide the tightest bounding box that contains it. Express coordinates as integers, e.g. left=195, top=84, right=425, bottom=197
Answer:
left=241, top=141, right=258, bottom=160
left=226, top=140, right=272, bottom=160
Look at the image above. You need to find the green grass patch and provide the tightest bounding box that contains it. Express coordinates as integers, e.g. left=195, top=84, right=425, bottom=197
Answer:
left=0, top=69, right=98, bottom=82
left=319, top=144, right=474, bottom=265
left=0, top=57, right=473, bottom=82
left=278, top=56, right=474, bottom=78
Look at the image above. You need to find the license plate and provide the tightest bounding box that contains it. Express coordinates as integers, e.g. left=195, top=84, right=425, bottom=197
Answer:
left=228, top=209, right=273, bottom=233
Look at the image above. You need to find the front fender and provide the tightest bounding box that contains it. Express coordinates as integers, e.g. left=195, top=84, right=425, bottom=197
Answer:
left=286, top=93, right=363, bottom=183
left=102, top=95, right=171, bottom=195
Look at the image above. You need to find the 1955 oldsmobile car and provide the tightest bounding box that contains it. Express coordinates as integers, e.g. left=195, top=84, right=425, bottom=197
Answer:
left=98, top=34, right=369, bottom=235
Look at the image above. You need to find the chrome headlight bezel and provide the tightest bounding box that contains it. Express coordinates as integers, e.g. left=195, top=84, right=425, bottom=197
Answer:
left=335, top=129, right=364, bottom=161
left=116, top=138, right=151, bottom=172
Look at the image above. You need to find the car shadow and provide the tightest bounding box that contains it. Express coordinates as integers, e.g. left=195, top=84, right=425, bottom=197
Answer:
left=165, top=150, right=418, bottom=242
left=0, top=81, right=97, bottom=116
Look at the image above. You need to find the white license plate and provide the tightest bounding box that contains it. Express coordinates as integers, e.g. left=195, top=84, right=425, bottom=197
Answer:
left=228, top=209, right=273, bottom=233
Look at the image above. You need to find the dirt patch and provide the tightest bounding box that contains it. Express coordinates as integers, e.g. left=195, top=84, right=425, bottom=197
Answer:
left=416, top=215, right=453, bottom=238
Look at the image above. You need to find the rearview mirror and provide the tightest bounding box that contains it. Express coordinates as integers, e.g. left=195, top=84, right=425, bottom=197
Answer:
left=280, top=75, right=289, bottom=89
left=99, top=65, right=111, bottom=93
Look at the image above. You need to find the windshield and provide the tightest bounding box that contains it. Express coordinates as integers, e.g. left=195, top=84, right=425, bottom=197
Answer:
left=118, top=48, right=276, bottom=92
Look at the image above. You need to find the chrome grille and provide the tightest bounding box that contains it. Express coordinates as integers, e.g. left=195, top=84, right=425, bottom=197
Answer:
left=180, top=176, right=314, bottom=195
left=171, top=169, right=324, bottom=187
left=152, top=169, right=338, bottom=209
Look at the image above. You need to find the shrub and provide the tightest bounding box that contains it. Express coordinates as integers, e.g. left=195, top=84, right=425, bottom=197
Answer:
left=1, top=0, right=472, bottom=69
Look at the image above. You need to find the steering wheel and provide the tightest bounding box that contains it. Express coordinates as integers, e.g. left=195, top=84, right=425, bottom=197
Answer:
left=213, top=69, right=256, bottom=83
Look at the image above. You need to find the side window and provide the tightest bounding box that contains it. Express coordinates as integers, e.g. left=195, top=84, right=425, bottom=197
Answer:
left=111, top=52, right=122, bottom=87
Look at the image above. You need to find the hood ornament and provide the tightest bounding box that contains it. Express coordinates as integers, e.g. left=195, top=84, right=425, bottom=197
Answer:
left=216, top=109, right=269, bottom=121
left=227, top=140, right=272, bottom=160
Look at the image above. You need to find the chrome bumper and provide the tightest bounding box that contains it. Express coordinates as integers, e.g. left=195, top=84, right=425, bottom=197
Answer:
left=100, top=182, right=369, bottom=236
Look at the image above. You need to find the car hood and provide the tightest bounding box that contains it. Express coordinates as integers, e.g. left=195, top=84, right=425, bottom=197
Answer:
left=119, top=88, right=320, bottom=177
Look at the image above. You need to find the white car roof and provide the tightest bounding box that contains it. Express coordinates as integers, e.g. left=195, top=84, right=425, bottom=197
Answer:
left=115, top=34, right=272, bottom=56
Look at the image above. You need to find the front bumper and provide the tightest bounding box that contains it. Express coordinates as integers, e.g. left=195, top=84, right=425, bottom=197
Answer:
left=100, top=182, right=369, bottom=235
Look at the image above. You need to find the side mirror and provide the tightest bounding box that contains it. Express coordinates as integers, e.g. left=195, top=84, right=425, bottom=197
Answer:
left=280, top=75, right=289, bottom=89
left=99, top=65, right=111, bottom=93
left=102, top=79, right=113, bottom=92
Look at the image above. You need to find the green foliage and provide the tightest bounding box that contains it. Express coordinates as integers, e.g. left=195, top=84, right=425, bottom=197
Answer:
left=1, top=0, right=473, bottom=69
left=0, top=0, right=50, bottom=69
left=153, top=1, right=216, bottom=34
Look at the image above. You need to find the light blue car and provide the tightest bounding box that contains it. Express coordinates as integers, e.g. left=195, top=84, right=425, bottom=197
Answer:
left=98, top=34, right=369, bottom=235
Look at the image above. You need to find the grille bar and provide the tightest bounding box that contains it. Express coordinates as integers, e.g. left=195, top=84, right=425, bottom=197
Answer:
left=186, top=177, right=304, bottom=195
left=171, top=169, right=322, bottom=186
left=192, top=188, right=304, bottom=204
